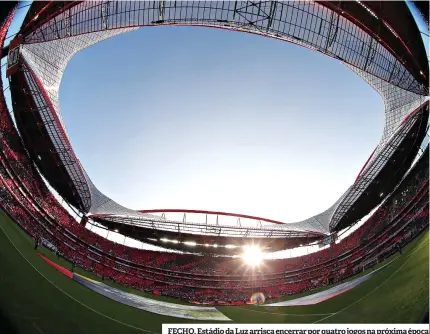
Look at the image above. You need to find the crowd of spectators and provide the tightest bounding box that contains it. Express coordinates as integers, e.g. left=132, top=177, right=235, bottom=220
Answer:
left=1, top=9, right=429, bottom=304
left=0, top=56, right=428, bottom=302
left=1, top=137, right=427, bottom=303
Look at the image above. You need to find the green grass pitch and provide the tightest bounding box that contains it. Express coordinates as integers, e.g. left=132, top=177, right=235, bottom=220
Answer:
left=0, top=210, right=428, bottom=333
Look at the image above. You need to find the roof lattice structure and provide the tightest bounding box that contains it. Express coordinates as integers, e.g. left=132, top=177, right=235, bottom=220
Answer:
left=5, top=1, right=429, bottom=238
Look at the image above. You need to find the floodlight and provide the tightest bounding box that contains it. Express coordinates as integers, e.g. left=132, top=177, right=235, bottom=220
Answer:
left=184, top=241, right=197, bottom=247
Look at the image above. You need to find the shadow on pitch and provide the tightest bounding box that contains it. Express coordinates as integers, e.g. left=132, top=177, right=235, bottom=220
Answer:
left=0, top=307, right=19, bottom=334
left=420, top=310, right=429, bottom=324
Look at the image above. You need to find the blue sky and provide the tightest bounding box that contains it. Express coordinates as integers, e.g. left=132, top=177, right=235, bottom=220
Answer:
left=4, top=2, right=428, bottom=225
left=60, top=27, right=382, bottom=222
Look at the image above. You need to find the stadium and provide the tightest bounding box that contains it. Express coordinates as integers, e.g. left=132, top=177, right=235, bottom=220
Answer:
left=0, top=1, right=429, bottom=333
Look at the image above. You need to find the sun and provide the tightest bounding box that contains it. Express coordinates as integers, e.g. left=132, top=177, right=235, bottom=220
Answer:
left=242, top=245, right=264, bottom=266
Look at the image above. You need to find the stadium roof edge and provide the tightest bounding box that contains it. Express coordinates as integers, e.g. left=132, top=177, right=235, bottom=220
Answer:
left=8, top=1, right=429, bottom=237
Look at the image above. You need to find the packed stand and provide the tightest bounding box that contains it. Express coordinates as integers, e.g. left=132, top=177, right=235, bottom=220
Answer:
left=0, top=56, right=429, bottom=301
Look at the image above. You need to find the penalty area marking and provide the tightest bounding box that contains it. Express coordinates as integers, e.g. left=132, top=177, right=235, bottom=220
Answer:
left=0, top=222, right=158, bottom=334
left=313, top=237, right=429, bottom=324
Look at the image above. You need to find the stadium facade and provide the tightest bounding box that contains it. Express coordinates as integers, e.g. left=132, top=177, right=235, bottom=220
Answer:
left=2, top=1, right=429, bottom=249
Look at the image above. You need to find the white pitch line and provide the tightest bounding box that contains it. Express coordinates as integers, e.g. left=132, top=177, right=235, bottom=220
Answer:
left=313, top=238, right=429, bottom=324
left=232, top=306, right=335, bottom=317
left=230, top=258, right=398, bottom=318
left=0, top=222, right=159, bottom=334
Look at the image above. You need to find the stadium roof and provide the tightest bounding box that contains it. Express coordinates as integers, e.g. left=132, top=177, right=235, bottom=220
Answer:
left=5, top=1, right=429, bottom=238
left=90, top=209, right=324, bottom=253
